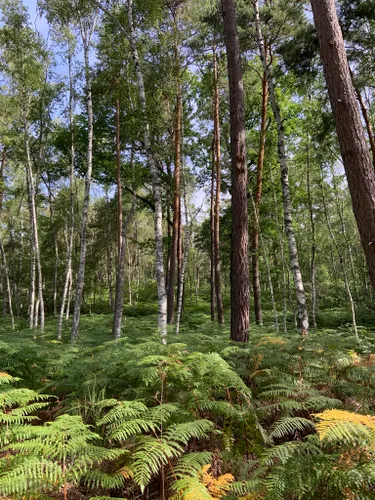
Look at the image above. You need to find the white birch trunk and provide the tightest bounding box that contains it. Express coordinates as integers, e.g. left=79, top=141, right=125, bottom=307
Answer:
left=71, top=18, right=97, bottom=341
left=253, top=0, right=309, bottom=334
left=23, top=107, right=44, bottom=331
left=127, top=0, right=167, bottom=341
left=58, top=50, right=75, bottom=340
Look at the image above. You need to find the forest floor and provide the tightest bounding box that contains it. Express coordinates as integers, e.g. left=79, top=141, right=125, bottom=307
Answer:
left=2, top=303, right=375, bottom=498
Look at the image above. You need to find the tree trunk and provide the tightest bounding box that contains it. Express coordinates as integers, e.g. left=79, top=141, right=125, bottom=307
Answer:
left=176, top=123, right=189, bottom=335
left=210, top=138, right=216, bottom=322
left=270, top=163, right=287, bottom=333
left=71, top=20, right=96, bottom=341
left=128, top=0, right=167, bottom=340
left=112, top=128, right=136, bottom=339
left=167, top=35, right=182, bottom=325
left=23, top=107, right=44, bottom=331
left=306, top=140, right=317, bottom=328
left=113, top=97, right=124, bottom=336
left=250, top=190, right=279, bottom=333
left=213, top=45, right=224, bottom=325
left=311, top=0, right=375, bottom=292
left=221, top=0, right=250, bottom=342
left=57, top=49, right=75, bottom=340
left=0, top=241, right=14, bottom=331
left=253, top=0, right=309, bottom=335
left=252, top=64, right=268, bottom=326
left=320, top=166, right=358, bottom=339
left=349, top=68, right=375, bottom=169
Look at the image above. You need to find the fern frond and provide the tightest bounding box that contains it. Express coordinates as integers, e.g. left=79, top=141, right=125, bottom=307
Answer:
left=165, top=419, right=213, bottom=445
left=172, top=452, right=212, bottom=479
left=314, top=409, right=375, bottom=444
left=132, top=435, right=182, bottom=487
left=269, top=417, right=315, bottom=440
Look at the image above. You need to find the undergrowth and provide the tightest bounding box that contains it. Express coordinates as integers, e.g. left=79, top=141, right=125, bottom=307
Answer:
left=0, top=307, right=375, bottom=498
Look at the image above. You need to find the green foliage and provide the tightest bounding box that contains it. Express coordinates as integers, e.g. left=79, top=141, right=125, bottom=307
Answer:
left=2, top=312, right=375, bottom=498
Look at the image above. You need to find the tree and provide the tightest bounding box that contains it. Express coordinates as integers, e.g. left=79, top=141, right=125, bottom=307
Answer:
left=311, top=0, right=375, bottom=292
left=221, top=0, right=250, bottom=342
left=0, top=0, right=50, bottom=331
left=253, top=0, right=309, bottom=335
left=127, top=0, right=167, bottom=340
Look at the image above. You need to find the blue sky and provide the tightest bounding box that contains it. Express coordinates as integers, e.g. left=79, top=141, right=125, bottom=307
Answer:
left=24, top=0, right=49, bottom=34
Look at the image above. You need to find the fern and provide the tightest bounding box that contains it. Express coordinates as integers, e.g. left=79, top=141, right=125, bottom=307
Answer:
left=171, top=464, right=234, bottom=500
left=0, top=414, right=123, bottom=497
left=314, top=409, right=375, bottom=444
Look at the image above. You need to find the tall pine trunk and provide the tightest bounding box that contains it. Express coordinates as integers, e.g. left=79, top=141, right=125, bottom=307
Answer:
left=128, top=0, right=167, bottom=340
left=221, top=0, right=250, bottom=342
left=253, top=0, right=309, bottom=334
left=71, top=20, right=96, bottom=341
left=213, top=45, right=224, bottom=325
left=311, top=0, right=375, bottom=292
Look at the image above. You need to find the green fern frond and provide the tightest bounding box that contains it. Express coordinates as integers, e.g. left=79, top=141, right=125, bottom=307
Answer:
left=132, top=435, right=183, bottom=487
left=172, top=452, right=212, bottom=479
left=269, top=417, right=315, bottom=440
left=97, top=400, right=148, bottom=426
left=165, top=419, right=213, bottom=445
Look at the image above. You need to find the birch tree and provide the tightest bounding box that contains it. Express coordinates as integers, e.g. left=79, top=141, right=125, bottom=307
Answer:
left=253, top=0, right=309, bottom=335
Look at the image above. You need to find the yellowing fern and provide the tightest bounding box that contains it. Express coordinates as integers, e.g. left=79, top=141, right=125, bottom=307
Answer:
left=200, top=464, right=234, bottom=499
left=256, top=337, right=286, bottom=347
left=314, top=409, right=375, bottom=442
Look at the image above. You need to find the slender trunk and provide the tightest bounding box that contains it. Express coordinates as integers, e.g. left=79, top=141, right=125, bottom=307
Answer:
left=311, top=0, right=375, bottom=291
left=166, top=162, right=172, bottom=290
left=0, top=236, right=14, bottom=330
left=107, top=245, right=114, bottom=309
left=319, top=166, right=358, bottom=339
left=23, top=106, right=44, bottom=331
left=0, top=153, right=14, bottom=330
left=167, top=38, right=182, bottom=325
left=330, top=163, right=358, bottom=295
left=176, top=124, right=189, bottom=335
left=270, top=164, right=287, bottom=333
left=250, top=191, right=279, bottom=333
left=71, top=20, right=96, bottom=341
left=66, top=271, right=72, bottom=320
left=252, top=63, right=268, bottom=326
left=253, top=0, right=309, bottom=335
left=113, top=141, right=136, bottom=339
left=53, top=239, right=59, bottom=316
left=213, top=45, right=224, bottom=325
left=261, top=233, right=279, bottom=333
left=113, top=97, right=124, bottom=335
left=127, top=243, right=132, bottom=305
left=210, top=138, right=216, bottom=322
left=349, top=68, right=375, bottom=168
left=221, top=0, right=250, bottom=342
left=306, top=140, right=317, bottom=328
left=128, top=0, right=167, bottom=340
left=0, top=151, right=5, bottom=212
